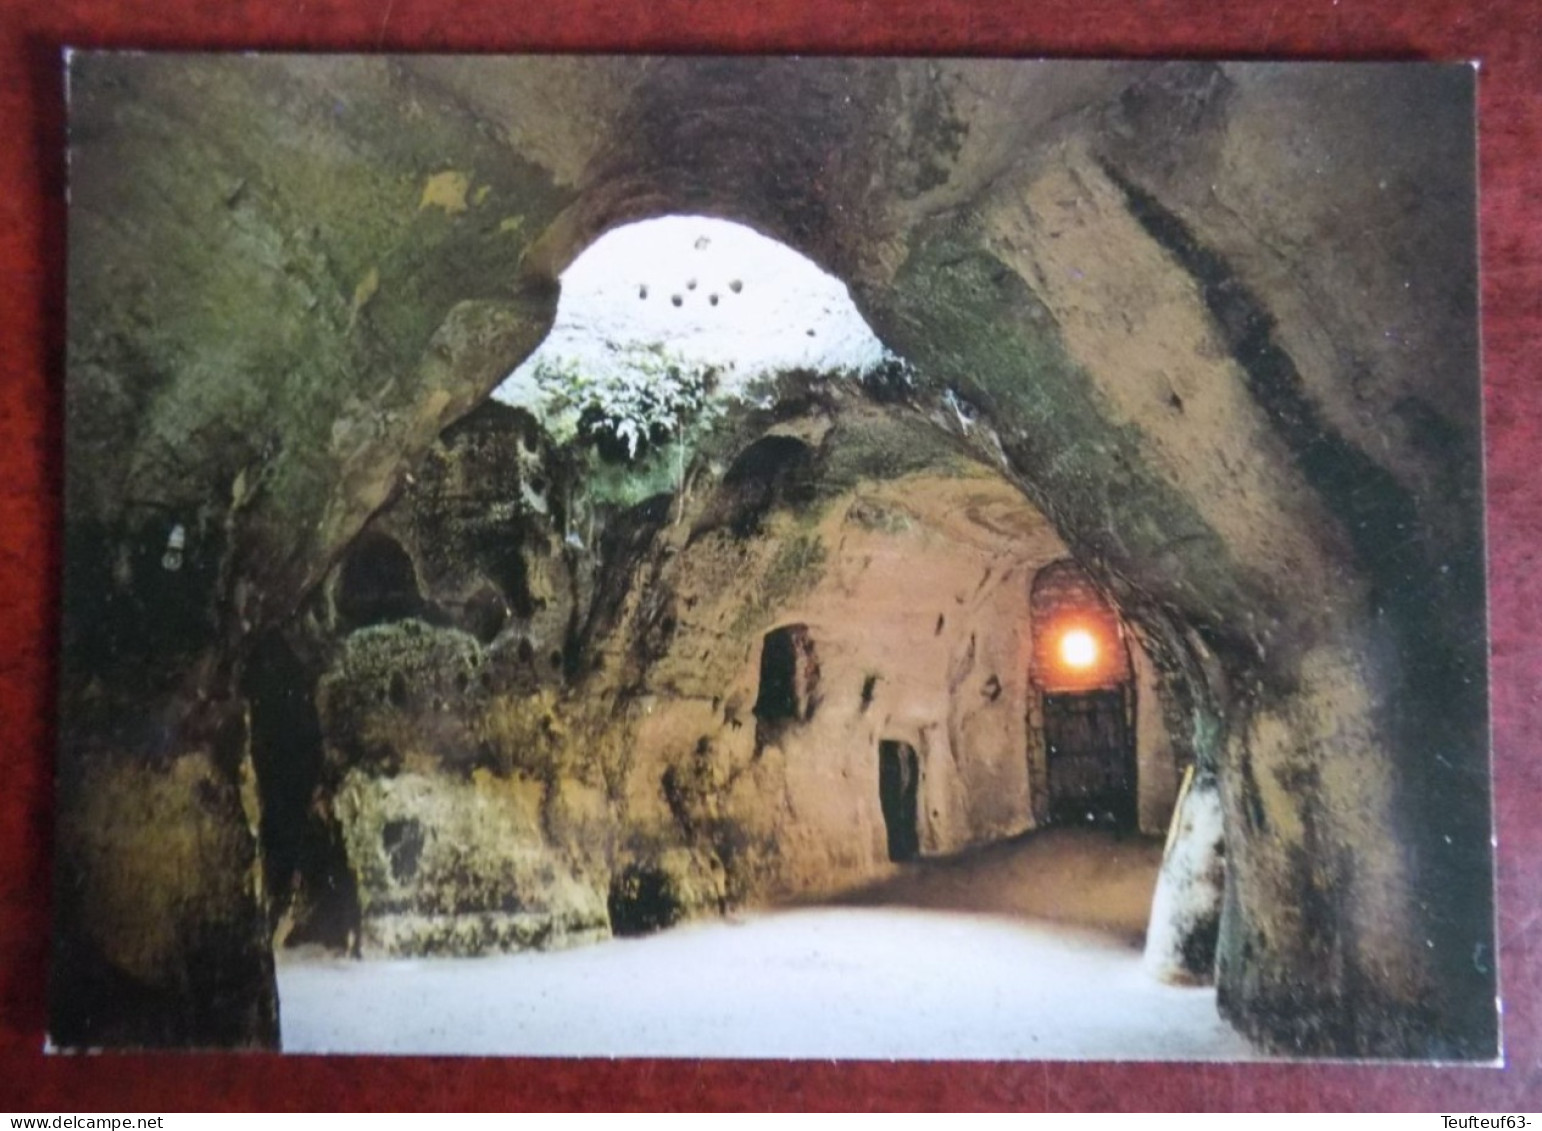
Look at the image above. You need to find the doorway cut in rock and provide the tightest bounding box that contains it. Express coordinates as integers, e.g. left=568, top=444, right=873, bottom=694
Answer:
left=753, top=623, right=820, bottom=731
left=1043, top=688, right=1136, bottom=828
left=878, top=739, right=921, bottom=863
left=1030, top=560, right=1137, bottom=829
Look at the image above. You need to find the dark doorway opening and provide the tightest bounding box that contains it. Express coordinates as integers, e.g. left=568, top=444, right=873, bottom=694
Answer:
left=242, top=632, right=324, bottom=911
left=607, top=863, right=684, bottom=937
left=1043, top=688, right=1136, bottom=828
left=754, top=623, right=820, bottom=736
left=878, top=739, right=921, bottom=862
left=242, top=631, right=361, bottom=950
left=755, top=626, right=800, bottom=722
left=335, top=531, right=426, bottom=630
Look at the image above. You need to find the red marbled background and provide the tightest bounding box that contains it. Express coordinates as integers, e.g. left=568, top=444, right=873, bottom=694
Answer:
left=0, top=0, right=1537, bottom=1111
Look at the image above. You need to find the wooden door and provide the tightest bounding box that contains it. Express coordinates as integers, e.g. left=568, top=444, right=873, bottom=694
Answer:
left=1043, top=688, right=1135, bottom=828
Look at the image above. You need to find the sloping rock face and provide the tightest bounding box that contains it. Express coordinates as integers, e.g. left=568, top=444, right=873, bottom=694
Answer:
left=57, top=56, right=1489, bottom=1057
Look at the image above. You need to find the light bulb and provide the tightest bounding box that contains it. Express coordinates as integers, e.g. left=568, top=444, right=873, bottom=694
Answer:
left=1060, top=628, right=1097, bottom=670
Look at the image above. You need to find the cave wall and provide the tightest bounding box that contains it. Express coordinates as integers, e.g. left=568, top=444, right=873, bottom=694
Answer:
left=1131, top=637, right=1184, bottom=836
left=845, top=63, right=1487, bottom=1057
left=295, top=398, right=1161, bottom=953
left=627, top=457, right=1073, bottom=899
left=57, top=55, right=1490, bottom=1057
left=57, top=53, right=570, bottom=1045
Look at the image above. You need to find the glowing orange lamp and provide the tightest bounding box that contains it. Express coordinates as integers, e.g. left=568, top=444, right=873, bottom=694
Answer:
left=1059, top=628, right=1098, bottom=671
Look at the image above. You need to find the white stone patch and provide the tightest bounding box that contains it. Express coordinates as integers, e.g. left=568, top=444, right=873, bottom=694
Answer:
left=1143, top=770, right=1227, bottom=984
left=491, top=216, right=891, bottom=448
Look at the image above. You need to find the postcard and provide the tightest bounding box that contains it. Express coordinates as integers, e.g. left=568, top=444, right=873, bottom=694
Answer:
left=53, top=54, right=1493, bottom=1059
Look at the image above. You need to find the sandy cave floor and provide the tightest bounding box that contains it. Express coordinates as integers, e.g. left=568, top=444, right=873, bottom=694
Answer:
left=277, top=829, right=1256, bottom=1059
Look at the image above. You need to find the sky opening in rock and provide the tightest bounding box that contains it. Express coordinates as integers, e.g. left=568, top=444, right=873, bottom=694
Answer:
left=490, top=215, right=891, bottom=440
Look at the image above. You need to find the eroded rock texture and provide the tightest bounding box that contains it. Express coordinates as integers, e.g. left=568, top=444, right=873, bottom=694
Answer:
left=284, top=393, right=1136, bottom=956
left=57, top=56, right=1489, bottom=1057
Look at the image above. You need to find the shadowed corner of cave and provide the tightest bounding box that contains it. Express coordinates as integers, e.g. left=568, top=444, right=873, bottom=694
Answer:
left=52, top=57, right=1493, bottom=1060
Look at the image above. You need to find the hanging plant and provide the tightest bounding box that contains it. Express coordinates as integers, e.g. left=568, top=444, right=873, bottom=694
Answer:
left=530, top=344, right=717, bottom=462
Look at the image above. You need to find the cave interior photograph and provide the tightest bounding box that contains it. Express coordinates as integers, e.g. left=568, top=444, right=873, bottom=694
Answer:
left=51, top=54, right=1495, bottom=1061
